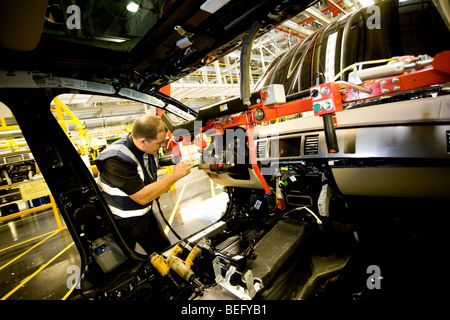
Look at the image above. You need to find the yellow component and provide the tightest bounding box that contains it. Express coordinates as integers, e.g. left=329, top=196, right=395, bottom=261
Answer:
left=165, top=165, right=176, bottom=191
left=87, top=136, right=100, bottom=161
left=150, top=253, right=170, bottom=276
left=165, top=245, right=202, bottom=282
left=0, top=140, right=27, bottom=150
left=5, top=140, right=19, bottom=150
left=88, top=165, right=99, bottom=175
left=167, top=244, right=183, bottom=259
left=0, top=118, right=20, bottom=131
left=185, top=246, right=202, bottom=269
left=150, top=245, right=203, bottom=283
left=52, top=96, right=98, bottom=161
left=167, top=256, right=195, bottom=282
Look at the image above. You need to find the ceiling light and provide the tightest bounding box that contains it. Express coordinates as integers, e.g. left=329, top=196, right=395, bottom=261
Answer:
left=358, top=0, right=375, bottom=7
left=95, top=36, right=128, bottom=43
left=200, top=0, right=231, bottom=14
left=126, top=2, right=139, bottom=12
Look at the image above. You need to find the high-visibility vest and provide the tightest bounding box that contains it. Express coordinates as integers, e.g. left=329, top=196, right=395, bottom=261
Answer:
left=95, top=136, right=157, bottom=218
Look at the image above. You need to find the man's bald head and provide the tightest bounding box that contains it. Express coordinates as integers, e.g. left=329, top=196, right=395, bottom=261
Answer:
left=131, top=114, right=167, bottom=141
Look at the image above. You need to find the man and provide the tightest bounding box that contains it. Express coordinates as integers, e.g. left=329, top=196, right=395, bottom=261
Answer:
left=95, top=114, right=192, bottom=255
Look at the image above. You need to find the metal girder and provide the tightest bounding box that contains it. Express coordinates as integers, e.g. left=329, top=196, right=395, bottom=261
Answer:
left=304, top=6, right=333, bottom=25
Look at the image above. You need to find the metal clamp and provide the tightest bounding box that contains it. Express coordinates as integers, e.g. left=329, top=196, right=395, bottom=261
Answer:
left=212, top=257, right=262, bottom=300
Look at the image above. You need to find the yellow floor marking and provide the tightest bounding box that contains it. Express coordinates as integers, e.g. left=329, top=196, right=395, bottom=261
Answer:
left=1, top=242, right=74, bottom=300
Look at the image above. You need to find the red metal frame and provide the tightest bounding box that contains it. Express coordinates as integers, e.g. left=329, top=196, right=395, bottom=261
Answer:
left=200, top=51, right=450, bottom=134
left=196, top=51, right=450, bottom=198
left=246, top=124, right=272, bottom=195
left=343, top=68, right=450, bottom=103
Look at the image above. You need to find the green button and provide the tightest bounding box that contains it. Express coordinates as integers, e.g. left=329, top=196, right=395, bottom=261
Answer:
left=313, top=103, right=322, bottom=112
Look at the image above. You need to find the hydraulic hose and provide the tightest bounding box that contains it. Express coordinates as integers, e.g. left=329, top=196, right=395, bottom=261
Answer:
left=240, top=20, right=263, bottom=106
left=322, top=113, right=339, bottom=153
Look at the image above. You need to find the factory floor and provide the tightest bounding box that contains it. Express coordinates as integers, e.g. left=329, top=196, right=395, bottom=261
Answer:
left=0, top=166, right=227, bottom=300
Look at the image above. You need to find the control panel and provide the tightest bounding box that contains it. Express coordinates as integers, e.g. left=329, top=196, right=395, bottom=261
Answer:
left=310, top=83, right=343, bottom=116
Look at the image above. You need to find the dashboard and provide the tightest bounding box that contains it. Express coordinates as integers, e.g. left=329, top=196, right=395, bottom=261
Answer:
left=226, top=94, right=450, bottom=199
left=255, top=94, right=450, bottom=162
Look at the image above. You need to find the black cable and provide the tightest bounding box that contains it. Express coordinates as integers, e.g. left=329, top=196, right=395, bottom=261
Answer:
left=155, top=197, right=182, bottom=240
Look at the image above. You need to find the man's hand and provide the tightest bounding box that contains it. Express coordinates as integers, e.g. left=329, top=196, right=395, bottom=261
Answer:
left=172, top=160, right=193, bottom=180
left=130, top=160, right=193, bottom=205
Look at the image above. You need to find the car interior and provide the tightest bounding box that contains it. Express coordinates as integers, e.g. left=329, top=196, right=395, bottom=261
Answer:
left=0, top=0, right=449, bottom=301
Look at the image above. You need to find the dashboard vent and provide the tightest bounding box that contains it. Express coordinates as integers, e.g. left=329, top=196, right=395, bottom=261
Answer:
left=304, top=135, right=319, bottom=155
left=256, top=141, right=267, bottom=158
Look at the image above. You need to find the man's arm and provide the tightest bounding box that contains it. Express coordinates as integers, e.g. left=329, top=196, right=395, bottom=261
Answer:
left=129, top=161, right=192, bottom=205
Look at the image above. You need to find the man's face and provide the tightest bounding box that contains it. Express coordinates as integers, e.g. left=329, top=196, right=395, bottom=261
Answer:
left=143, top=130, right=167, bottom=154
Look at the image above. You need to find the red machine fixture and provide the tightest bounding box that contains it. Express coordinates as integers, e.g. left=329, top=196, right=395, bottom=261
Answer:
left=192, top=51, right=450, bottom=203
left=310, top=82, right=343, bottom=116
